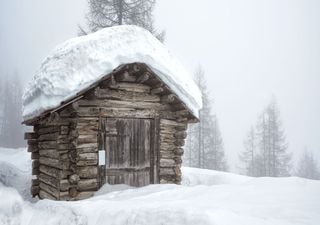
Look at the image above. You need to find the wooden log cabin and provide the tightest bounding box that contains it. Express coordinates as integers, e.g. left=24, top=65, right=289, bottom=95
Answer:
left=22, top=26, right=202, bottom=201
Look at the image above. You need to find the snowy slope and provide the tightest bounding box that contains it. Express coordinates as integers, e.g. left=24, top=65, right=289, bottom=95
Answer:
left=22, top=25, right=202, bottom=121
left=1, top=148, right=320, bottom=225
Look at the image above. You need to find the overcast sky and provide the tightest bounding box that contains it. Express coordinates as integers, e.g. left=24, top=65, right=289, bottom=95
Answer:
left=1, top=0, right=319, bottom=171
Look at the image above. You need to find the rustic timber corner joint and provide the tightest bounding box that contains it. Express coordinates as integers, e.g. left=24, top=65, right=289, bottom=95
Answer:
left=23, top=62, right=199, bottom=200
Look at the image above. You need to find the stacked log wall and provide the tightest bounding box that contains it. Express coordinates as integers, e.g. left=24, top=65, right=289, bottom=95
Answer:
left=25, top=63, right=194, bottom=200
left=159, top=119, right=187, bottom=184
left=69, top=64, right=190, bottom=185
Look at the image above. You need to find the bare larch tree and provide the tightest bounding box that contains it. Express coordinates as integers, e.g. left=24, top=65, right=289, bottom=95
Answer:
left=184, top=66, right=228, bottom=171
left=81, top=0, right=165, bottom=41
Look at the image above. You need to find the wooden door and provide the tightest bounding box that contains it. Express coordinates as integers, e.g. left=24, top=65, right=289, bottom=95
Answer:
left=102, top=118, right=156, bottom=187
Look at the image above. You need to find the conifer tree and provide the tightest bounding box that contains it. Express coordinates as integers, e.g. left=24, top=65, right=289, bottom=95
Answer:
left=184, top=66, right=228, bottom=171
left=80, top=0, right=165, bottom=41
left=296, top=150, right=320, bottom=180
left=240, top=98, right=291, bottom=177
left=0, top=73, right=24, bottom=148
left=239, top=127, right=257, bottom=176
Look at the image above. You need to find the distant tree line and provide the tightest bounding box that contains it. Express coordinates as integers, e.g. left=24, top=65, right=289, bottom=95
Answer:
left=239, top=98, right=320, bottom=180
left=0, top=73, right=25, bottom=148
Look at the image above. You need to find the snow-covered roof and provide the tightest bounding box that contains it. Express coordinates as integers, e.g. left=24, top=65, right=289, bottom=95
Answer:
left=22, top=25, right=202, bottom=121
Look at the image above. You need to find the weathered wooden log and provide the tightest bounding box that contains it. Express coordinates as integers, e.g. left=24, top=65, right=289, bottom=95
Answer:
left=174, top=139, right=185, bottom=147
left=40, top=164, right=70, bottom=179
left=77, top=125, right=98, bottom=135
left=37, top=126, right=60, bottom=135
left=76, top=107, right=158, bottom=118
left=38, top=141, right=57, bottom=149
left=188, top=118, right=199, bottom=123
left=78, top=134, right=98, bottom=144
left=59, top=192, right=71, bottom=201
left=38, top=133, right=59, bottom=141
left=159, top=152, right=175, bottom=159
left=39, top=157, right=69, bottom=170
left=159, top=143, right=176, bottom=151
left=39, top=182, right=59, bottom=199
left=57, top=142, right=77, bottom=150
left=39, top=157, right=60, bottom=169
left=74, top=191, right=94, bottom=200
left=160, top=119, right=179, bottom=127
left=174, top=157, right=183, bottom=164
left=78, top=99, right=168, bottom=111
left=174, top=148, right=184, bottom=156
left=27, top=139, right=38, bottom=146
left=177, top=117, right=188, bottom=123
left=31, top=152, right=40, bottom=160
left=174, top=131, right=187, bottom=139
left=77, top=153, right=98, bottom=166
left=116, top=71, right=136, bottom=82
left=60, top=126, right=69, bottom=135
left=95, top=88, right=160, bottom=102
left=39, top=173, right=59, bottom=188
left=109, top=82, right=151, bottom=93
left=161, top=94, right=176, bottom=103
left=57, top=135, right=76, bottom=144
left=160, top=132, right=175, bottom=139
left=175, top=123, right=188, bottom=131
left=49, top=112, right=60, bottom=123
left=60, top=179, right=70, bottom=191
left=68, top=174, right=80, bottom=185
left=68, top=149, right=77, bottom=163
left=72, top=101, right=79, bottom=111
left=77, top=166, right=98, bottom=178
left=32, top=179, right=39, bottom=186
left=31, top=185, right=39, bottom=196
left=28, top=144, right=38, bottom=153
left=32, top=161, right=40, bottom=173
left=159, top=168, right=175, bottom=176
left=160, top=158, right=176, bottom=167
left=24, top=132, right=38, bottom=140
left=39, top=149, right=60, bottom=159
left=77, top=179, right=99, bottom=191
left=136, top=72, right=150, bottom=83
left=150, top=87, right=164, bottom=95
left=77, top=147, right=98, bottom=154
left=175, top=109, right=189, bottom=117
left=174, top=165, right=182, bottom=177
left=69, top=187, right=78, bottom=198
left=77, top=142, right=98, bottom=149
left=39, top=190, right=56, bottom=200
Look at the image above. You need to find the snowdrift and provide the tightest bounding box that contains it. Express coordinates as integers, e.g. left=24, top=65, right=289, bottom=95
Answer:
left=1, top=148, right=320, bottom=225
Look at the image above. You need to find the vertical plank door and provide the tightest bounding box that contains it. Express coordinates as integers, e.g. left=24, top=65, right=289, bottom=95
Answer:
left=104, top=118, right=154, bottom=187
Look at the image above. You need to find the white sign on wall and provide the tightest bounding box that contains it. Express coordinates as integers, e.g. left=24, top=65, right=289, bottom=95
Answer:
left=98, top=150, right=106, bottom=166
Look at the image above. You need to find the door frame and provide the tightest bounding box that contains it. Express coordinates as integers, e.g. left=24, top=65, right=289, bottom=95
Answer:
left=98, top=117, right=160, bottom=188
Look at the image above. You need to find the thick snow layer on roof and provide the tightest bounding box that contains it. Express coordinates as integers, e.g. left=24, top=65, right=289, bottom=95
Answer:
left=22, top=25, right=202, bottom=120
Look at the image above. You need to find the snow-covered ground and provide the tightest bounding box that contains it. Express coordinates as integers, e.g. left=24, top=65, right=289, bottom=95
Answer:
left=1, top=148, right=320, bottom=225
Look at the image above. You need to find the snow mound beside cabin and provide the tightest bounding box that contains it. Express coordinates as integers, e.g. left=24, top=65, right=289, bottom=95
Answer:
left=1, top=148, right=320, bottom=225
left=22, top=25, right=202, bottom=121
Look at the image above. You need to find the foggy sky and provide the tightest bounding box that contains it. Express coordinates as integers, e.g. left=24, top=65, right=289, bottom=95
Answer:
left=1, top=0, right=319, bottom=171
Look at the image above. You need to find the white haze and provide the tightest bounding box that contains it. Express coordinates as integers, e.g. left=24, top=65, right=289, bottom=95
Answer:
left=0, top=0, right=319, bottom=172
